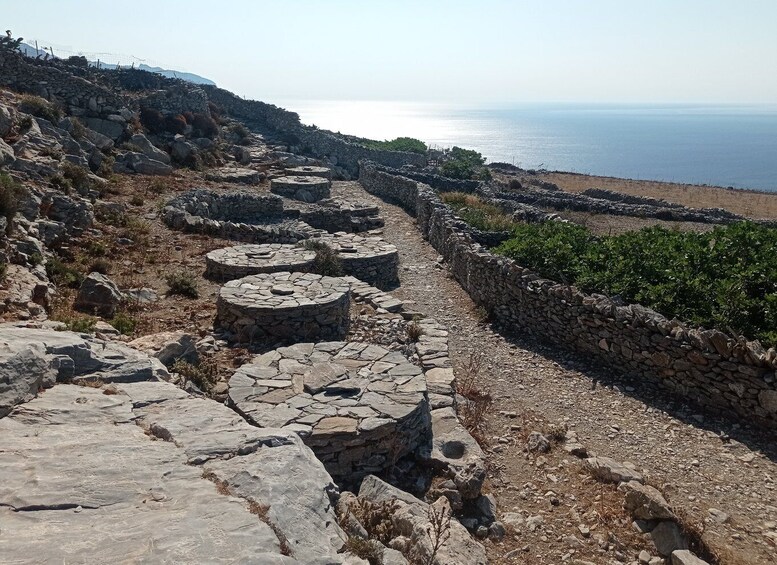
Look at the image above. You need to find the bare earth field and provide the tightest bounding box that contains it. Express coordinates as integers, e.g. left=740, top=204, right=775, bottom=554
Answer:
left=535, top=171, right=777, bottom=220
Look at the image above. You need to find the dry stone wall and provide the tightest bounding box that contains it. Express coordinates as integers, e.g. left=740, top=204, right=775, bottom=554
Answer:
left=202, top=86, right=426, bottom=175
left=0, top=49, right=122, bottom=115
left=359, top=162, right=777, bottom=427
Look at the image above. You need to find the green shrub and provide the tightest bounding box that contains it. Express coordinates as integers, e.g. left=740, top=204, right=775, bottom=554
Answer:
left=110, top=312, right=137, bottom=335
left=171, top=359, right=217, bottom=392
left=229, top=123, right=250, bottom=139
left=165, top=271, right=199, bottom=298
left=441, top=192, right=514, bottom=232
left=70, top=118, right=86, bottom=139
left=191, top=113, right=219, bottom=139
left=61, top=162, right=94, bottom=192
left=439, top=146, right=488, bottom=180
left=46, top=257, right=84, bottom=288
left=64, top=316, right=97, bottom=334
left=363, top=137, right=427, bottom=154
left=19, top=94, right=62, bottom=124
left=88, top=258, right=111, bottom=274
left=303, top=240, right=344, bottom=277
left=0, top=173, right=24, bottom=234
left=165, top=114, right=187, bottom=135
left=494, top=221, right=777, bottom=346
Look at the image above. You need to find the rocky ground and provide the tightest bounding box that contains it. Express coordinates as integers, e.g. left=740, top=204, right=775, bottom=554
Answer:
left=332, top=181, right=777, bottom=565
left=2, top=74, right=776, bottom=564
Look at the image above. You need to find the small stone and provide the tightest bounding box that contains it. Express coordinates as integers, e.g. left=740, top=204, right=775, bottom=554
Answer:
left=527, top=431, right=551, bottom=453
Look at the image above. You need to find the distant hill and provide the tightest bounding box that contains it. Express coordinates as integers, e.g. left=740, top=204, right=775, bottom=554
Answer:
left=16, top=42, right=216, bottom=86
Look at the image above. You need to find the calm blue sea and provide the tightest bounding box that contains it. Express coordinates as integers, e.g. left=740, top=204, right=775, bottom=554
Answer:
left=276, top=100, right=777, bottom=192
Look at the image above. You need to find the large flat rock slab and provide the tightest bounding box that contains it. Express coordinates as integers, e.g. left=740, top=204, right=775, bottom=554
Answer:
left=0, top=341, right=349, bottom=563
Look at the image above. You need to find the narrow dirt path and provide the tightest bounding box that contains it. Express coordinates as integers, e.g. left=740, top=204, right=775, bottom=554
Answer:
left=334, top=181, right=777, bottom=565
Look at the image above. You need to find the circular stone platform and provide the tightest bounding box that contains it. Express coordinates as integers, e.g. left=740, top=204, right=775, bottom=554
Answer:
left=215, top=272, right=351, bottom=343
left=286, top=166, right=332, bottom=180
left=271, top=176, right=331, bottom=203
left=314, top=232, right=399, bottom=289
left=205, top=244, right=317, bottom=281
left=228, top=341, right=430, bottom=480
left=204, top=233, right=400, bottom=288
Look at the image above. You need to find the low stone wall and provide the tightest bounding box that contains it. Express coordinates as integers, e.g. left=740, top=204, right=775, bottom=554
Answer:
left=582, top=187, right=685, bottom=209
left=494, top=183, right=766, bottom=225
left=271, top=176, right=331, bottom=203
left=0, top=49, right=123, bottom=115
left=215, top=272, right=351, bottom=344
left=201, top=86, right=426, bottom=175
left=359, top=162, right=777, bottom=426
left=297, top=200, right=384, bottom=234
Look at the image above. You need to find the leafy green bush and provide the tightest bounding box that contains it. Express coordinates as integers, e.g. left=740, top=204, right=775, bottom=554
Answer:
left=0, top=173, right=24, bottom=234
left=165, top=271, right=199, bottom=298
left=441, top=192, right=514, bottom=232
left=363, top=137, right=427, bottom=154
left=439, top=146, right=488, bottom=180
left=63, top=316, right=97, bottom=334
left=46, top=257, right=85, bottom=289
left=61, top=162, right=94, bottom=193
left=19, top=94, right=62, bottom=124
left=110, top=312, right=137, bottom=335
left=494, top=221, right=777, bottom=346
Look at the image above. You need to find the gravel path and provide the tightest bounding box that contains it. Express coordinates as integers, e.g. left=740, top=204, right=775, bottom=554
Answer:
left=334, top=180, right=777, bottom=565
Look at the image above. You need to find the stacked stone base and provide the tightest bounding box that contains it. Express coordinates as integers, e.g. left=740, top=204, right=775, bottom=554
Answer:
left=215, top=272, right=351, bottom=344
left=271, top=176, right=331, bottom=203
left=228, top=341, right=431, bottom=482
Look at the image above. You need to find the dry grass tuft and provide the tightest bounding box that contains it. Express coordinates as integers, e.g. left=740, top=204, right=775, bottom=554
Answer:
left=455, top=352, right=493, bottom=447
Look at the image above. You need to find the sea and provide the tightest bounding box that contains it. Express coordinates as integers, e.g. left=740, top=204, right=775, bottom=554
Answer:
left=274, top=100, right=777, bottom=192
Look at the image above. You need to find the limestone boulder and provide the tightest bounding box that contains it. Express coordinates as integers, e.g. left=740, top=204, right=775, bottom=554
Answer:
left=0, top=341, right=57, bottom=418
left=0, top=103, right=14, bottom=137
left=130, top=133, right=171, bottom=164
left=358, top=475, right=487, bottom=565
left=620, top=480, right=675, bottom=520
left=0, top=324, right=169, bottom=384
left=583, top=456, right=643, bottom=484
left=0, top=137, right=15, bottom=166
left=671, top=550, right=711, bottom=565
left=129, top=331, right=198, bottom=367
left=75, top=272, right=124, bottom=317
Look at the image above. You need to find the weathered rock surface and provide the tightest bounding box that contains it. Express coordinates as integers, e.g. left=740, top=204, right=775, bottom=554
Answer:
left=583, top=456, right=644, bottom=484
left=129, top=330, right=198, bottom=367
left=0, top=326, right=350, bottom=564
left=0, top=324, right=169, bottom=385
left=620, top=480, right=675, bottom=520
left=357, top=475, right=487, bottom=565
left=671, top=550, right=711, bottom=565
left=130, top=133, right=171, bottom=164
left=74, top=272, right=124, bottom=316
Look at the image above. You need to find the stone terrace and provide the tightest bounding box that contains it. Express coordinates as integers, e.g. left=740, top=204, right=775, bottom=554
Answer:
left=215, top=272, right=352, bottom=344
left=228, top=341, right=431, bottom=482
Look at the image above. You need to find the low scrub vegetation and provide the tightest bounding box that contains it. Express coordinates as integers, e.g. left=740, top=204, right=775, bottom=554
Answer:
left=362, top=136, right=427, bottom=154
left=304, top=240, right=344, bottom=277
left=439, top=146, right=491, bottom=181
left=494, top=220, right=777, bottom=346
left=0, top=173, right=24, bottom=234
left=19, top=94, right=62, bottom=124
left=165, top=271, right=199, bottom=298
left=441, top=192, right=513, bottom=232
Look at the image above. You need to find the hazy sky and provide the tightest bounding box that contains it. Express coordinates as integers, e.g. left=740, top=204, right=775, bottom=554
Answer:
left=5, top=0, right=777, bottom=105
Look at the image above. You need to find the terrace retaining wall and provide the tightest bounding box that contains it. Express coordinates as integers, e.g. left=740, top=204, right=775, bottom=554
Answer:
left=359, top=161, right=777, bottom=427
